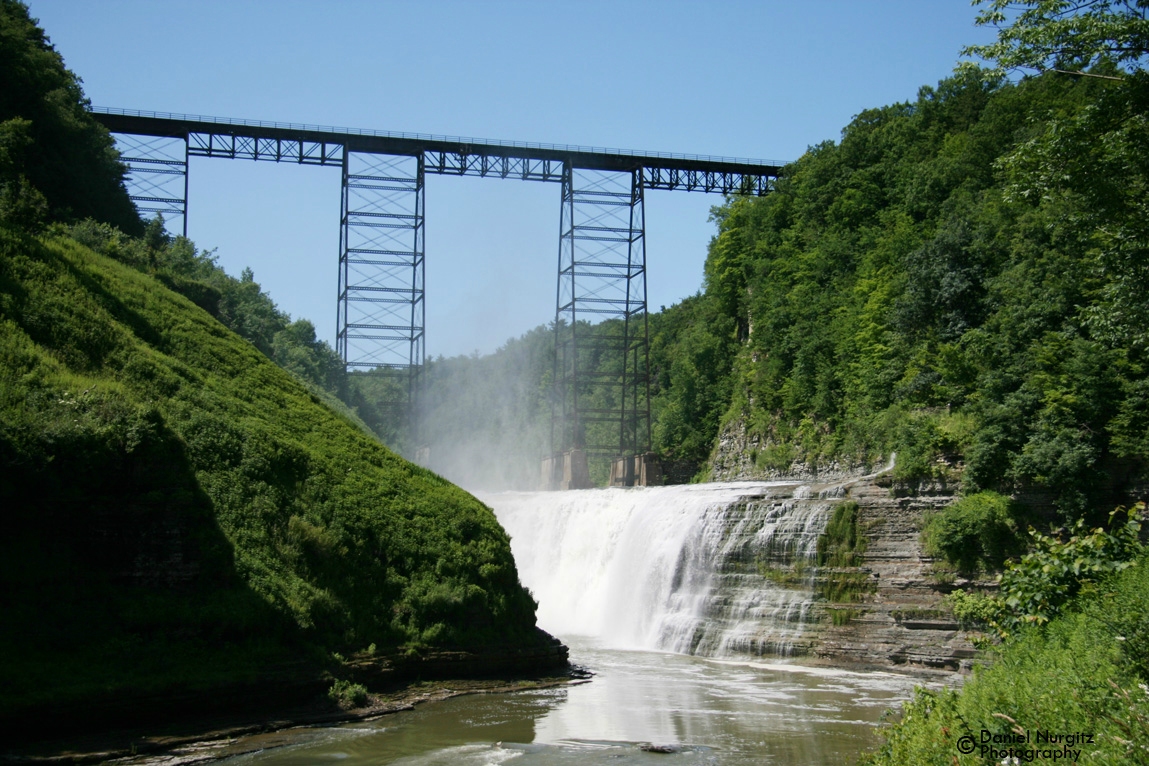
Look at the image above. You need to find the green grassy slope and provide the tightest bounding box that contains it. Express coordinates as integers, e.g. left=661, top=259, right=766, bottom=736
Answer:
left=0, top=228, right=542, bottom=715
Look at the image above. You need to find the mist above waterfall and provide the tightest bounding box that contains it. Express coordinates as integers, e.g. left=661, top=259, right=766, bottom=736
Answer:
left=481, top=481, right=843, bottom=657
left=415, top=324, right=553, bottom=491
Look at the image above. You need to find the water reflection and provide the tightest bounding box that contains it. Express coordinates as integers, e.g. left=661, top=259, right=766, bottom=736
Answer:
left=528, top=640, right=925, bottom=764
left=219, top=638, right=940, bottom=765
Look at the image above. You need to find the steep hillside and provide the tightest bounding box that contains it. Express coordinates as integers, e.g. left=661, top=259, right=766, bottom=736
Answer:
left=0, top=228, right=549, bottom=720
left=701, top=67, right=1148, bottom=520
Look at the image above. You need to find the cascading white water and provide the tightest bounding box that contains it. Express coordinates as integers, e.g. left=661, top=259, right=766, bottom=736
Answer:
left=479, top=480, right=845, bottom=658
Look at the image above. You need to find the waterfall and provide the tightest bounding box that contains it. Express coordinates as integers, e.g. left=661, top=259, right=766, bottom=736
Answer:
left=479, top=480, right=844, bottom=658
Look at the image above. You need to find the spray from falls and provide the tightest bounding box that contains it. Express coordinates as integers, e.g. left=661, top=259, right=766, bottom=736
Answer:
left=480, top=480, right=852, bottom=658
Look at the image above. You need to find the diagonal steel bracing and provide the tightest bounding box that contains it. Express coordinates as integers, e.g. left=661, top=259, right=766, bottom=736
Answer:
left=112, top=133, right=189, bottom=236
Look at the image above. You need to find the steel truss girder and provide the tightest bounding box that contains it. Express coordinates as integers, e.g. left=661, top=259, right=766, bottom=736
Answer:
left=111, top=132, right=189, bottom=236
left=337, top=152, right=425, bottom=429
left=552, top=165, right=650, bottom=459
left=419, top=153, right=776, bottom=199
left=424, top=150, right=565, bottom=182
left=644, top=167, right=773, bottom=195
left=188, top=132, right=343, bottom=165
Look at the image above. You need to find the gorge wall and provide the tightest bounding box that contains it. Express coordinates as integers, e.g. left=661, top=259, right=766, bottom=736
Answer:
left=809, top=474, right=978, bottom=670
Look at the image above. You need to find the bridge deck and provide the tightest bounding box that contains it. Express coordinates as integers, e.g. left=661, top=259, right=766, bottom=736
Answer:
left=92, top=107, right=785, bottom=186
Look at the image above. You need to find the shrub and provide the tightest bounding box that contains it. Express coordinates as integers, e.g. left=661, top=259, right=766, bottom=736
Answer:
left=861, top=547, right=1149, bottom=765
left=921, top=491, right=1023, bottom=573
left=993, top=505, right=1143, bottom=634
left=943, top=589, right=999, bottom=629
left=943, top=504, right=1144, bottom=640
left=327, top=679, right=368, bottom=709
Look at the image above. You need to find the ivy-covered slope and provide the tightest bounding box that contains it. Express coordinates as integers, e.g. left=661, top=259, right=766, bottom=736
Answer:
left=0, top=229, right=543, bottom=714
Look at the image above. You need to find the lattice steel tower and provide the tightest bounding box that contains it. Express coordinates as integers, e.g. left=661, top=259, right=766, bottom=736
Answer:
left=337, top=152, right=425, bottom=428
left=552, top=167, right=650, bottom=461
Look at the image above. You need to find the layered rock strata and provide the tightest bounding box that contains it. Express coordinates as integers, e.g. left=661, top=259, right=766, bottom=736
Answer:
left=686, top=474, right=981, bottom=673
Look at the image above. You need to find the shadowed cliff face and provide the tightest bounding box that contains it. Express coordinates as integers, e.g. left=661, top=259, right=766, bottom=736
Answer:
left=0, top=385, right=270, bottom=598
left=0, top=237, right=289, bottom=718
left=2, top=394, right=231, bottom=588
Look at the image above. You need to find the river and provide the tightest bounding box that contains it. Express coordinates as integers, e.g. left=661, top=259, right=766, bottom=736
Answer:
left=219, top=483, right=943, bottom=765
left=219, top=637, right=924, bottom=765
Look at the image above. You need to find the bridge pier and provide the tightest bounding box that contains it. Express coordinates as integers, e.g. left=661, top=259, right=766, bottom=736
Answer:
left=608, top=452, right=662, bottom=487
left=336, top=151, right=426, bottom=437
left=540, top=449, right=592, bottom=491
left=551, top=166, right=651, bottom=468
left=111, top=133, right=188, bottom=236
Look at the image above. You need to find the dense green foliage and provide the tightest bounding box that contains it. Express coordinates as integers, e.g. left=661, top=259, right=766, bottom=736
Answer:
left=0, top=0, right=140, bottom=234
left=0, top=229, right=541, bottom=713
left=648, top=293, right=739, bottom=478
left=702, top=67, right=1148, bottom=515
left=922, top=491, right=1026, bottom=574
left=64, top=218, right=394, bottom=437
left=850, top=6, right=1149, bottom=758
left=992, top=507, right=1144, bottom=630
left=963, top=0, right=1149, bottom=78
left=946, top=505, right=1143, bottom=637
left=862, top=546, right=1149, bottom=765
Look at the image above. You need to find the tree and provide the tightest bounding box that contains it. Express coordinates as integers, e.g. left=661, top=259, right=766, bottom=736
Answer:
left=963, top=0, right=1149, bottom=77
left=0, top=0, right=141, bottom=233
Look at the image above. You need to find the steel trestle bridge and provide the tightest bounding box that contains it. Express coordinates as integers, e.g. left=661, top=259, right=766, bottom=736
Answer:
left=92, top=107, right=784, bottom=479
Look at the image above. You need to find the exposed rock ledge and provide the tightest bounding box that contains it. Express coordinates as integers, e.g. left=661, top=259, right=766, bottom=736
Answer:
left=709, top=419, right=883, bottom=483
left=688, top=465, right=979, bottom=674
left=707, top=417, right=983, bottom=672
left=805, top=475, right=985, bottom=673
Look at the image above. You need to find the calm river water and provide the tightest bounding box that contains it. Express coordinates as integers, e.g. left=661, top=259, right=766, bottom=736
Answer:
left=220, top=637, right=930, bottom=766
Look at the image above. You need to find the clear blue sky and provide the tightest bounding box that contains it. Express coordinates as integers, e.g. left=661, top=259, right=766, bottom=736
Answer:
left=29, top=0, right=996, bottom=358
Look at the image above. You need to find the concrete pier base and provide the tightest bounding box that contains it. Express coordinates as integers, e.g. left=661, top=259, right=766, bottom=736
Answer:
left=608, top=452, right=663, bottom=487
left=540, top=450, right=592, bottom=490
left=635, top=452, right=662, bottom=486
left=608, top=456, right=633, bottom=487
